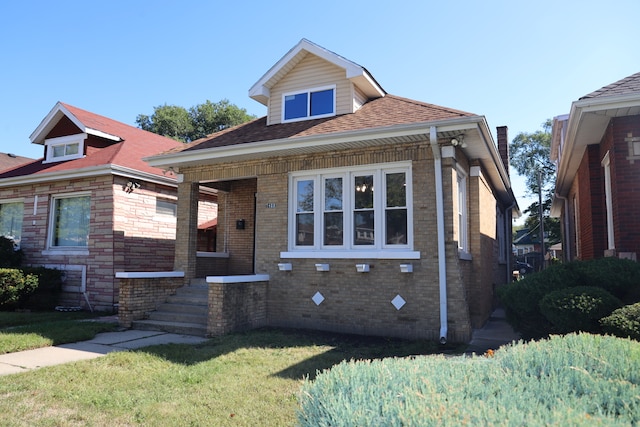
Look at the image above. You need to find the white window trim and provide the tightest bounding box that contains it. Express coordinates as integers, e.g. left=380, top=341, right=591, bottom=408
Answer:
left=282, top=162, right=419, bottom=259
left=45, top=191, right=91, bottom=254
left=281, top=85, right=336, bottom=123
left=43, top=133, right=86, bottom=163
left=602, top=151, right=615, bottom=250
left=456, top=166, right=469, bottom=256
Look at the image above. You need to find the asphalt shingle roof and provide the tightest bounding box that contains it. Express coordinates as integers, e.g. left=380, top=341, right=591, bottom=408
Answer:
left=580, top=71, right=640, bottom=99
left=166, top=94, right=476, bottom=155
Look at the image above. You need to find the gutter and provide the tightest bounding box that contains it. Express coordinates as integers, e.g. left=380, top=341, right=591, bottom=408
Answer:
left=430, top=126, right=448, bottom=344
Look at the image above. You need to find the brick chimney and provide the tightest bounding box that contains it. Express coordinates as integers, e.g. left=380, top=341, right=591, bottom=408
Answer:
left=497, top=126, right=509, bottom=176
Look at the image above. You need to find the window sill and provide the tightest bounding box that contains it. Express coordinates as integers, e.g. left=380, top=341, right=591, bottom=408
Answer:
left=42, top=249, right=89, bottom=256
left=458, top=250, right=472, bottom=261
left=280, top=250, right=420, bottom=260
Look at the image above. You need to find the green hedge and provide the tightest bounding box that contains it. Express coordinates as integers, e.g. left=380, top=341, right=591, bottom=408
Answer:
left=298, top=333, right=640, bottom=426
left=0, top=269, right=39, bottom=308
left=0, top=236, right=22, bottom=268
left=601, top=302, right=640, bottom=340
left=498, top=257, right=640, bottom=339
left=539, top=286, right=621, bottom=334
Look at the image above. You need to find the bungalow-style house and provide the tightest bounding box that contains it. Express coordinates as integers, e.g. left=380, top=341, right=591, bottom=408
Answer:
left=551, top=72, right=640, bottom=262
left=143, top=39, right=518, bottom=342
left=0, top=102, right=217, bottom=311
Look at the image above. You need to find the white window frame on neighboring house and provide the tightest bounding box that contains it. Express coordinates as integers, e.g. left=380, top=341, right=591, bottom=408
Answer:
left=456, top=166, right=469, bottom=257
left=45, top=192, right=91, bottom=255
left=602, top=151, right=615, bottom=250
left=43, top=133, right=86, bottom=163
left=0, top=198, right=24, bottom=249
left=282, top=85, right=336, bottom=123
left=282, top=162, right=419, bottom=259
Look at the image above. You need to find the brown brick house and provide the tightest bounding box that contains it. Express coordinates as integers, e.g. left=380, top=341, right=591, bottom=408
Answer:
left=0, top=102, right=217, bottom=311
left=145, top=39, right=518, bottom=342
left=551, top=72, right=640, bottom=262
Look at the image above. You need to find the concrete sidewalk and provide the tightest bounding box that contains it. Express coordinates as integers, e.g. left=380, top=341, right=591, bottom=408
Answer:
left=0, top=329, right=208, bottom=376
left=465, top=307, right=522, bottom=355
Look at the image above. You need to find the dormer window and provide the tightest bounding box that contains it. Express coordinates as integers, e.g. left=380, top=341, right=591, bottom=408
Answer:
left=44, top=133, right=86, bottom=163
left=283, top=85, right=335, bottom=122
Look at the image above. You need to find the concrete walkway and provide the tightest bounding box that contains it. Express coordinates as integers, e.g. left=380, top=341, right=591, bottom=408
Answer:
left=0, top=329, right=208, bottom=376
left=465, top=307, right=522, bottom=355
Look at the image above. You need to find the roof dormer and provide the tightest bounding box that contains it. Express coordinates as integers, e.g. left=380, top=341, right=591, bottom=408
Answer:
left=249, top=39, right=385, bottom=125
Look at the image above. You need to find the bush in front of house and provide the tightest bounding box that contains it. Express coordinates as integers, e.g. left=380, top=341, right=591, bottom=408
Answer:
left=498, top=257, right=640, bottom=339
left=0, top=236, right=23, bottom=268
left=539, top=286, right=621, bottom=334
left=19, top=267, right=64, bottom=310
left=297, top=333, right=640, bottom=426
left=601, top=302, right=640, bottom=340
left=0, top=268, right=39, bottom=308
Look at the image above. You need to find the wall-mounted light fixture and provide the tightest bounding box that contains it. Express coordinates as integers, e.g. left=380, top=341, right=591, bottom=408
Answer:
left=124, top=180, right=141, bottom=193
left=450, top=135, right=467, bottom=148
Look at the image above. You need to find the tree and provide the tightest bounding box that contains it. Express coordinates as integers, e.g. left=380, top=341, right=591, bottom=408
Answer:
left=136, top=99, right=256, bottom=143
left=510, top=119, right=561, bottom=252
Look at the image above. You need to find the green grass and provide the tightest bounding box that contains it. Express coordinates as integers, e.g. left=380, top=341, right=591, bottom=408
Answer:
left=0, top=326, right=461, bottom=426
left=0, top=311, right=118, bottom=354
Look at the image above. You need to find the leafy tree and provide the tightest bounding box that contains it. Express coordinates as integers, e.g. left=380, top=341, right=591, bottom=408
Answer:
left=136, top=99, right=256, bottom=143
left=510, top=119, right=561, bottom=247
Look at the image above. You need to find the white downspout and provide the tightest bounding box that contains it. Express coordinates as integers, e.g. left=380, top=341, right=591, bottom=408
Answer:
left=430, top=126, right=448, bottom=344
left=504, top=202, right=517, bottom=285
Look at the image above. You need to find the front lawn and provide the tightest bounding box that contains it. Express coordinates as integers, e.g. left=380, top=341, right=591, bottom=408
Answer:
left=0, top=327, right=459, bottom=426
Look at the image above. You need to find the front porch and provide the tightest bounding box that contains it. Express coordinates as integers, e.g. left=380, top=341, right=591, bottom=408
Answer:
left=116, top=271, right=269, bottom=337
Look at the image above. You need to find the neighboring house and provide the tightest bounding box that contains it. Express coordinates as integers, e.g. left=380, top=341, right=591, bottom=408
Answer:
left=144, top=39, right=518, bottom=342
left=0, top=102, right=217, bottom=311
left=513, top=228, right=539, bottom=256
left=0, top=152, right=33, bottom=172
left=551, top=72, right=640, bottom=262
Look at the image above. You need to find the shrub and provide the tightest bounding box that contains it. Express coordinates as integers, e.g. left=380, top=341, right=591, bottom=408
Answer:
left=601, top=302, right=640, bottom=340
left=0, top=269, right=39, bottom=308
left=298, top=333, right=640, bottom=426
left=498, top=257, right=640, bottom=339
left=539, top=286, right=621, bottom=334
left=0, top=236, right=23, bottom=268
left=19, top=267, right=63, bottom=310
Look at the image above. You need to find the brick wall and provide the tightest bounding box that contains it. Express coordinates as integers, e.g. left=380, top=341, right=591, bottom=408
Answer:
left=118, top=276, right=183, bottom=327
left=206, top=280, right=267, bottom=336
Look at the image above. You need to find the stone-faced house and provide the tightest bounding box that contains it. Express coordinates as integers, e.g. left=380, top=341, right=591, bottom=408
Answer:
left=0, top=102, right=217, bottom=311
left=551, top=72, right=640, bottom=262
left=144, top=39, right=518, bottom=342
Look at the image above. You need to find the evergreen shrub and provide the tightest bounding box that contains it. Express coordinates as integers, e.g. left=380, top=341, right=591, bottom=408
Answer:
left=601, top=302, right=640, bottom=340
left=0, top=236, right=22, bottom=268
left=298, top=333, right=640, bottom=426
left=19, top=267, right=63, bottom=310
left=498, top=257, right=640, bottom=339
left=539, top=286, right=621, bottom=333
left=0, top=268, right=39, bottom=308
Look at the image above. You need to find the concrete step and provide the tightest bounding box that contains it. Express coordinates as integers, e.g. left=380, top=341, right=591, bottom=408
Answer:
left=147, top=310, right=207, bottom=325
left=132, top=319, right=207, bottom=337
left=156, top=302, right=208, bottom=316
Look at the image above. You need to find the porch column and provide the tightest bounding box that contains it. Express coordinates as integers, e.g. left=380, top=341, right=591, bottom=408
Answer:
left=175, top=180, right=199, bottom=282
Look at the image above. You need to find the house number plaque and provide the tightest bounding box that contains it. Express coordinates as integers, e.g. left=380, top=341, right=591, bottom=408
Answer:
left=266, top=203, right=276, bottom=208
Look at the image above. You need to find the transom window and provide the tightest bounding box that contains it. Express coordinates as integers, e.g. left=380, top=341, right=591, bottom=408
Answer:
left=283, top=86, right=335, bottom=122
left=44, top=133, right=86, bottom=163
left=0, top=199, right=24, bottom=248
left=288, top=163, right=413, bottom=255
left=48, top=193, right=91, bottom=248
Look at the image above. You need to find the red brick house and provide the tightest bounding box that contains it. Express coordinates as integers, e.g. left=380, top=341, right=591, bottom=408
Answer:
left=551, top=72, right=640, bottom=262
left=140, top=39, right=518, bottom=342
left=0, top=102, right=217, bottom=311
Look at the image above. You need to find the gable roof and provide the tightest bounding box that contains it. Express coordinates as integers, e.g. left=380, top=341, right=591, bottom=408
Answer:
left=249, top=38, right=385, bottom=105
left=0, top=102, right=182, bottom=186
left=551, top=71, right=640, bottom=214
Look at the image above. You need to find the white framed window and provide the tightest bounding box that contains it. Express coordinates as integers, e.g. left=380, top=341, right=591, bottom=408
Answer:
left=48, top=193, right=91, bottom=249
left=156, top=198, right=177, bottom=217
left=456, top=167, right=469, bottom=254
left=44, top=133, right=86, bottom=163
left=284, top=162, right=417, bottom=259
left=282, top=85, right=336, bottom=122
left=496, top=206, right=506, bottom=263
left=0, top=199, right=24, bottom=248
left=602, top=151, right=615, bottom=250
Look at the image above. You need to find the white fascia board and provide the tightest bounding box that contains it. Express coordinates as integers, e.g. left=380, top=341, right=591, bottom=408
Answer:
left=30, top=103, right=85, bottom=144
left=86, top=127, right=122, bottom=142
left=145, top=116, right=483, bottom=168
left=0, top=164, right=176, bottom=188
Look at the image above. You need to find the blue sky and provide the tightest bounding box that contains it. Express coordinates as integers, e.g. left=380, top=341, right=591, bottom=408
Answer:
left=1, top=0, right=638, bottom=220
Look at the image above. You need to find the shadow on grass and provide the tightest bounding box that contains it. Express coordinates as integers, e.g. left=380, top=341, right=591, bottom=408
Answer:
left=134, top=327, right=465, bottom=380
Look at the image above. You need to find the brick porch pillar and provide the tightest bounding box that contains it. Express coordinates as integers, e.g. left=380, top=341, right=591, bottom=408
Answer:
left=175, top=181, right=199, bottom=282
